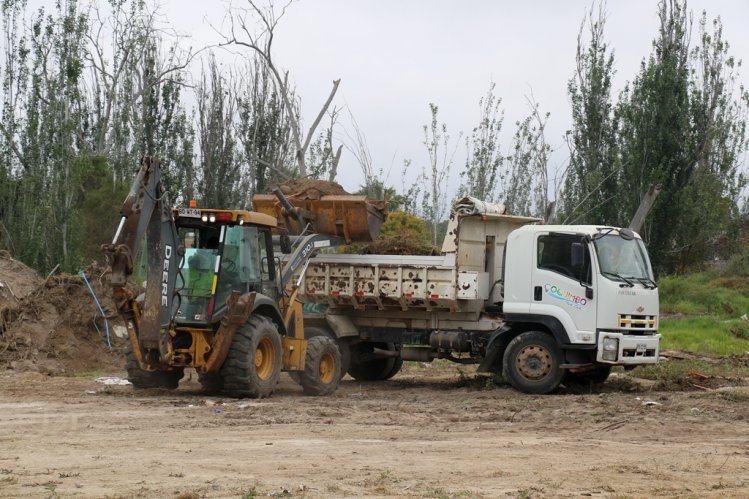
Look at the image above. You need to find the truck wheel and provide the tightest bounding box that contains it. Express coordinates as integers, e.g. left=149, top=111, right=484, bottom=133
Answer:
left=347, top=342, right=403, bottom=381
left=502, top=331, right=564, bottom=394
left=300, top=336, right=341, bottom=396
left=125, top=343, right=183, bottom=389
left=289, top=327, right=350, bottom=384
left=221, top=315, right=283, bottom=398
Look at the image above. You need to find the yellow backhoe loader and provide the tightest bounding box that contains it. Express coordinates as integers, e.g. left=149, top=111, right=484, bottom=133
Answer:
left=102, top=157, right=383, bottom=397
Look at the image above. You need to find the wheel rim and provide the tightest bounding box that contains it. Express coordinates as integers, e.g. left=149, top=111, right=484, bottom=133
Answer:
left=319, top=352, right=335, bottom=384
left=255, top=336, right=276, bottom=380
left=516, top=344, right=552, bottom=381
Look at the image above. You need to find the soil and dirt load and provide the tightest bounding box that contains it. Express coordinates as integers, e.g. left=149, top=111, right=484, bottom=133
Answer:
left=278, top=177, right=349, bottom=199
left=0, top=253, right=124, bottom=375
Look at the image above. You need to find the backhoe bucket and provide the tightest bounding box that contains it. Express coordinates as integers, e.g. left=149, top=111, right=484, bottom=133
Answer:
left=252, top=194, right=385, bottom=243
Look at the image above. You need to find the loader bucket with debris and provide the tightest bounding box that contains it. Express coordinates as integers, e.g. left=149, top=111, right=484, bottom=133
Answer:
left=252, top=194, right=386, bottom=243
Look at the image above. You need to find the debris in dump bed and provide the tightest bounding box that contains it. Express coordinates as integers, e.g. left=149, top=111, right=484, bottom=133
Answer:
left=0, top=253, right=125, bottom=375
left=278, top=177, right=349, bottom=199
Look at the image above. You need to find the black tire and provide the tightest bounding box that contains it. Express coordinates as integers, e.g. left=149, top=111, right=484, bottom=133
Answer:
left=347, top=342, right=403, bottom=381
left=197, top=372, right=224, bottom=393
left=565, top=365, right=612, bottom=385
left=124, top=342, right=184, bottom=389
left=300, top=336, right=341, bottom=396
left=289, top=327, right=350, bottom=383
left=502, top=331, right=564, bottom=394
left=221, top=315, right=283, bottom=398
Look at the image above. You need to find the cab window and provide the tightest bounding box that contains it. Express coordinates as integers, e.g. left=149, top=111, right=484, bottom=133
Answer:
left=537, top=234, right=591, bottom=284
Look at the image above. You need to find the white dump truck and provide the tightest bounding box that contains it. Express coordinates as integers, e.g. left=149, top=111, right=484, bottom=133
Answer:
left=292, top=198, right=661, bottom=394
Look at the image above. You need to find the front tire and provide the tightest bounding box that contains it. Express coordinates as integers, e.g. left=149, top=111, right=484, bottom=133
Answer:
left=300, top=336, right=341, bottom=396
left=125, top=343, right=184, bottom=389
left=502, top=331, right=564, bottom=394
left=221, top=315, right=283, bottom=398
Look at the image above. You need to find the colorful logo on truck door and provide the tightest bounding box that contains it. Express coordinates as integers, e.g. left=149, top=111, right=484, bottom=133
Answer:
left=544, top=283, right=588, bottom=309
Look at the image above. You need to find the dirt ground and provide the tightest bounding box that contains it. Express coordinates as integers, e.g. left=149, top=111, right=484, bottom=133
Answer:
left=3, top=254, right=749, bottom=498
left=1, top=362, right=748, bottom=499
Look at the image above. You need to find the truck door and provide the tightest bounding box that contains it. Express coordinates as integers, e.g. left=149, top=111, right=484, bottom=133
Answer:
left=530, top=233, right=597, bottom=340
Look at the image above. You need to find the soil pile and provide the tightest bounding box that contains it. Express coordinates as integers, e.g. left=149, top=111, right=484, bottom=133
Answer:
left=0, top=254, right=124, bottom=375
left=278, top=177, right=349, bottom=199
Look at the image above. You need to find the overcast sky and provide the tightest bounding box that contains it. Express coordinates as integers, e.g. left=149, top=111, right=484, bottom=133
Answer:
left=161, top=0, right=748, bottom=195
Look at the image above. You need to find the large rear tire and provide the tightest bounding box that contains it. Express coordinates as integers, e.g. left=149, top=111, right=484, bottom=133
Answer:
left=221, top=315, right=283, bottom=398
left=300, top=336, right=341, bottom=396
left=125, top=343, right=184, bottom=389
left=502, top=331, right=564, bottom=394
left=347, top=342, right=403, bottom=381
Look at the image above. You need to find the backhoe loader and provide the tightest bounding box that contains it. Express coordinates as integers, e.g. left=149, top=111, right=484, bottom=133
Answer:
left=102, top=157, right=383, bottom=397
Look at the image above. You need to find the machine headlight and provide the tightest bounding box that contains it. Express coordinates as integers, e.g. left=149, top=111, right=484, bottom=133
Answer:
left=602, top=350, right=617, bottom=361
left=208, top=214, right=216, bottom=223
left=603, top=337, right=619, bottom=351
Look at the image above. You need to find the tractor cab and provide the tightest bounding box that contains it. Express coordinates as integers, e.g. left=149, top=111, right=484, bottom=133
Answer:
left=172, top=208, right=279, bottom=325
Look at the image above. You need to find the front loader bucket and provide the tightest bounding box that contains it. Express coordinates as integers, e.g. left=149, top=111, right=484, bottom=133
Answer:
left=252, top=194, right=385, bottom=242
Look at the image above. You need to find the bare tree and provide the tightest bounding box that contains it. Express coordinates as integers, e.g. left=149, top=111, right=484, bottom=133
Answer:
left=219, top=0, right=340, bottom=177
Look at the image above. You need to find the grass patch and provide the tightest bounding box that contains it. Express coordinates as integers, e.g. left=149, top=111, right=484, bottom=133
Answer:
left=630, top=359, right=749, bottom=381
left=661, top=316, right=749, bottom=356
left=659, top=273, right=749, bottom=316
left=658, top=272, right=749, bottom=356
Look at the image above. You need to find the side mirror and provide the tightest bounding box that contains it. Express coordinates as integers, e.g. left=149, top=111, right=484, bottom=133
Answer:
left=280, top=234, right=292, bottom=254
left=585, top=286, right=594, bottom=300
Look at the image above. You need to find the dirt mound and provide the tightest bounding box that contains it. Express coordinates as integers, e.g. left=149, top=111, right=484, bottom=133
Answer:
left=278, top=177, right=349, bottom=199
left=0, top=255, right=124, bottom=375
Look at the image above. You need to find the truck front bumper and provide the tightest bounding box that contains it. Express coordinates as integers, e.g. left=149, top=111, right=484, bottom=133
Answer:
left=596, top=332, right=660, bottom=365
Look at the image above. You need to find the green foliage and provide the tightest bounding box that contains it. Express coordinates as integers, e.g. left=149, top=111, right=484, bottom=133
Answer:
left=412, top=104, right=461, bottom=246
left=460, top=82, right=504, bottom=202
left=378, top=211, right=431, bottom=245
left=561, top=4, right=618, bottom=225
left=659, top=273, right=749, bottom=316
left=561, top=1, right=748, bottom=274
left=659, top=271, right=749, bottom=355
left=355, top=179, right=404, bottom=212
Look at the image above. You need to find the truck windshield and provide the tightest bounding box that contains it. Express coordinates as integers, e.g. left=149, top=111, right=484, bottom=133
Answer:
left=594, top=234, right=654, bottom=284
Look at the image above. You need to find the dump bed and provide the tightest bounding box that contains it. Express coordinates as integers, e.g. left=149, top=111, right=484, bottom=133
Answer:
left=299, top=253, right=489, bottom=312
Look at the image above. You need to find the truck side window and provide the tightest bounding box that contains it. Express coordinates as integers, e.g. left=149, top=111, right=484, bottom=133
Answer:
left=537, top=234, right=591, bottom=284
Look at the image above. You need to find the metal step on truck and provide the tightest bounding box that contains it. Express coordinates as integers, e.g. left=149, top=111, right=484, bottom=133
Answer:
left=275, top=197, right=661, bottom=394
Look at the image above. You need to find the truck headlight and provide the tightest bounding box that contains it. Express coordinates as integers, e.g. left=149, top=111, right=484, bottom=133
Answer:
left=603, top=337, right=619, bottom=351
left=602, top=337, right=618, bottom=361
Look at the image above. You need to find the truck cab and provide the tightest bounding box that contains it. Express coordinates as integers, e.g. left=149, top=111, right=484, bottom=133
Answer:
left=503, top=225, right=660, bottom=372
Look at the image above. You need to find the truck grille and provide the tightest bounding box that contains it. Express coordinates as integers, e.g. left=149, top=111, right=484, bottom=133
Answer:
left=618, top=314, right=657, bottom=330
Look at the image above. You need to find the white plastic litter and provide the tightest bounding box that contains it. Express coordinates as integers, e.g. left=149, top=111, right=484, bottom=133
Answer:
left=95, top=376, right=132, bottom=386
left=641, top=400, right=662, bottom=406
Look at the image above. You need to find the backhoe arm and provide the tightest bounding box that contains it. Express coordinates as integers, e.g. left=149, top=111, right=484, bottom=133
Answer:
left=102, top=157, right=181, bottom=363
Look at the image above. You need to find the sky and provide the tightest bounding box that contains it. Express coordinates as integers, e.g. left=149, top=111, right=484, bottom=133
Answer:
left=161, top=0, right=749, bottom=195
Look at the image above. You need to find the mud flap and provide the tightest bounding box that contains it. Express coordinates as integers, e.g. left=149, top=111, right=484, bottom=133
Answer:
left=476, top=326, right=512, bottom=374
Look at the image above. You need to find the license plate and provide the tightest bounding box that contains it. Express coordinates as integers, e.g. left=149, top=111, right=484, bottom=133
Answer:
left=178, top=208, right=201, bottom=218
left=636, top=343, right=648, bottom=353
